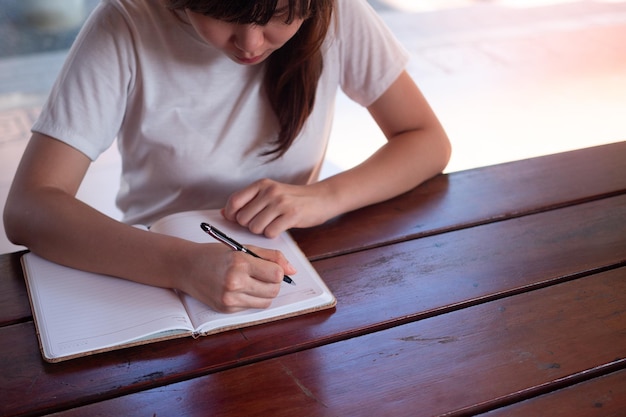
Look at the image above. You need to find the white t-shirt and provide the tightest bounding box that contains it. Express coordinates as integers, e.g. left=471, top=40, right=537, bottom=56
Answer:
left=33, top=0, right=409, bottom=225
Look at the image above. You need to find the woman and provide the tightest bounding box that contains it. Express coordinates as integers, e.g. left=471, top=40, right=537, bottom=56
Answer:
left=4, top=0, right=451, bottom=312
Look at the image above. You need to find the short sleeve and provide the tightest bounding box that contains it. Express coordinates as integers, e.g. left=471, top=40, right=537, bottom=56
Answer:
left=31, top=1, right=134, bottom=160
left=334, top=0, right=410, bottom=107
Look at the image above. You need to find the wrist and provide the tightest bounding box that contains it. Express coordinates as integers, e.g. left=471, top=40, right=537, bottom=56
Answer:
left=310, top=178, right=350, bottom=221
left=148, top=233, right=199, bottom=292
left=315, top=170, right=368, bottom=218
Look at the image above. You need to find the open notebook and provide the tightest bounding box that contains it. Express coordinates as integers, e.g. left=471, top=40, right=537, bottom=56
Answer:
left=21, top=210, right=336, bottom=362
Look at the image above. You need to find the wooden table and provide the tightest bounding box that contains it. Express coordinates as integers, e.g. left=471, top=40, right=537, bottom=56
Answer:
left=1, top=142, right=625, bottom=416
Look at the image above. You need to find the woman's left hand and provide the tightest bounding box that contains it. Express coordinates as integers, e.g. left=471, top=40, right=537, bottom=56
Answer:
left=223, top=178, right=335, bottom=238
left=225, top=71, right=451, bottom=238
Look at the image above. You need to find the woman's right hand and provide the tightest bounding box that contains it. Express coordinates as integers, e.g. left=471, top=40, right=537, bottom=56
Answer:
left=179, top=243, right=296, bottom=313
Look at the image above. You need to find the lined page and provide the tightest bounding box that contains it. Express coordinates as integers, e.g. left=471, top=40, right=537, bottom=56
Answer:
left=23, top=253, right=194, bottom=361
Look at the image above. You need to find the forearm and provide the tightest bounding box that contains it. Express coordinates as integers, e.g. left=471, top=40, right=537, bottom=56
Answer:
left=4, top=187, right=189, bottom=292
left=318, top=127, right=451, bottom=217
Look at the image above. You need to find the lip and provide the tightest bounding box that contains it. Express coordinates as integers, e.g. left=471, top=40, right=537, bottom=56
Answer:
left=234, top=54, right=263, bottom=65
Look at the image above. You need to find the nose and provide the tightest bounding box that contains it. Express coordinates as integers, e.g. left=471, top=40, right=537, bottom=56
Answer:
left=233, top=24, right=264, bottom=55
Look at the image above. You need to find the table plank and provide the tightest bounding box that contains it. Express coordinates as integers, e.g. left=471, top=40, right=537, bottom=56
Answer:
left=0, top=249, right=29, bottom=327
left=478, top=369, right=626, bottom=417
left=293, top=141, right=626, bottom=260
left=1, top=193, right=624, bottom=416
left=51, top=267, right=626, bottom=416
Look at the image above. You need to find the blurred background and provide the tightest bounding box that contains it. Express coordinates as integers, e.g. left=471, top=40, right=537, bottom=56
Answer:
left=1, top=0, right=625, bottom=252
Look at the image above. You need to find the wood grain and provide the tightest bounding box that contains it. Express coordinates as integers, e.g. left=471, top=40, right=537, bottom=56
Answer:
left=478, top=369, right=626, bottom=417
left=0, top=249, right=29, bottom=327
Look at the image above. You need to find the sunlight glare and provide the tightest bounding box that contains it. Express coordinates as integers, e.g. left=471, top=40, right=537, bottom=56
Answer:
left=378, top=0, right=626, bottom=12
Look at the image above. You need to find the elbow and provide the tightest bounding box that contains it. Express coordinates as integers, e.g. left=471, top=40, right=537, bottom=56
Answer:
left=440, top=133, right=452, bottom=173
left=432, top=129, right=452, bottom=176
left=3, top=199, right=25, bottom=247
left=3, top=186, right=33, bottom=247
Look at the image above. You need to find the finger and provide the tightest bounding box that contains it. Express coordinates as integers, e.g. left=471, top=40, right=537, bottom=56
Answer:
left=248, top=246, right=297, bottom=276
left=244, top=191, right=299, bottom=235
left=217, top=259, right=282, bottom=310
left=226, top=179, right=284, bottom=230
left=258, top=214, right=296, bottom=239
left=245, top=205, right=283, bottom=235
left=236, top=196, right=276, bottom=231
left=223, top=183, right=261, bottom=223
left=224, top=292, right=278, bottom=311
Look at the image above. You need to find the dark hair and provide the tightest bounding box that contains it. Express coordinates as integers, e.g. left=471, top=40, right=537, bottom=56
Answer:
left=166, top=0, right=334, bottom=159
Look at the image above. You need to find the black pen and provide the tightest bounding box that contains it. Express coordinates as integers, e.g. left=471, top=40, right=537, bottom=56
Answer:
left=200, top=223, right=296, bottom=286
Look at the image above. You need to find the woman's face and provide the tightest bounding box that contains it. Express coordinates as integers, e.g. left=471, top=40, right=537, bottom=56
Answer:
left=185, top=6, right=305, bottom=65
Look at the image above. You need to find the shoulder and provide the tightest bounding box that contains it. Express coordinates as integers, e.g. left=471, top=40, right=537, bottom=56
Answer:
left=324, top=0, right=409, bottom=105
left=94, top=0, right=175, bottom=29
left=85, top=0, right=183, bottom=41
left=333, top=0, right=382, bottom=26
left=328, top=0, right=399, bottom=45
left=327, top=0, right=406, bottom=57
left=99, top=0, right=160, bottom=16
left=76, top=0, right=192, bottom=62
